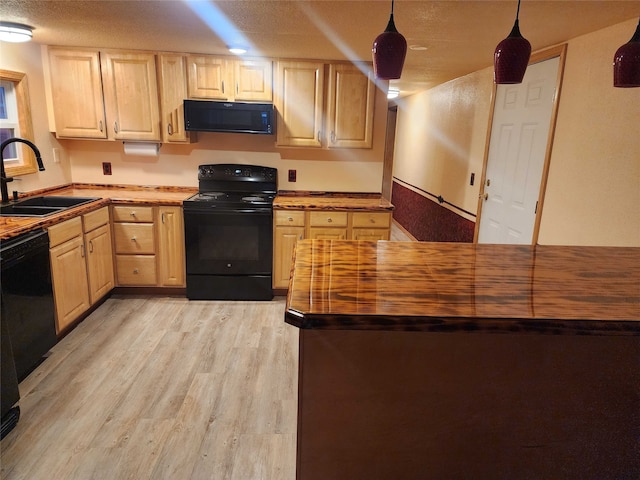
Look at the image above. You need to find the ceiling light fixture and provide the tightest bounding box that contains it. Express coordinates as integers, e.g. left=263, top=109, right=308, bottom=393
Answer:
left=613, top=18, right=640, bottom=88
left=228, top=46, right=248, bottom=55
left=372, top=0, right=407, bottom=80
left=387, top=87, right=400, bottom=99
left=0, top=22, right=33, bottom=43
left=494, top=0, right=531, bottom=84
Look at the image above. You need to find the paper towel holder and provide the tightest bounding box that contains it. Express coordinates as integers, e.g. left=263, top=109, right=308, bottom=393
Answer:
left=122, top=141, right=161, bottom=157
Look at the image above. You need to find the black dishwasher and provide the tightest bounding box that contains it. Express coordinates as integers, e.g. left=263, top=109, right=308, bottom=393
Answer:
left=1, top=229, right=57, bottom=437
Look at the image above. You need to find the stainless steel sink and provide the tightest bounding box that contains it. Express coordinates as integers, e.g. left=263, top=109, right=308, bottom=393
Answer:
left=0, top=196, right=99, bottom=217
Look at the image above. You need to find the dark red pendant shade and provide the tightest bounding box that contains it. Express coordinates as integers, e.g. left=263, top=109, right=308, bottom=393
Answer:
left=372, top=1, right=407, bottom=80
left=494, top=0, right=531, bottom=84
left=613, top=18, right=640, bottom=88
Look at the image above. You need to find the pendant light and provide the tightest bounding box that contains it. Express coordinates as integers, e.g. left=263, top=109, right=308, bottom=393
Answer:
left=372, top=0, right=407, bottom=80
left=613, top=18, right=640, bottom=88
left=494, top=0, right=531, bottom=84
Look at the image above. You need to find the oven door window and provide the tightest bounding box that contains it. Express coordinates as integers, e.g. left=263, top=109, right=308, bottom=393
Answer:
left=184, top=210, right=272, bottom=275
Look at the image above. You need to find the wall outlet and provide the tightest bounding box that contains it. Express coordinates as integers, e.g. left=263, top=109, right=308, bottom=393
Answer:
left=288, top=169, right=297, bottom=182
left=52, top=148, right=61, bottom=163
left=102, top=162, right=112, bottom=175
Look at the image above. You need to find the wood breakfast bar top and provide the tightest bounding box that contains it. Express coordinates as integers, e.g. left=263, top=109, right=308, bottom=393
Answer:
left=285, top=240, right=640, bottom=335
left=288, top=240, right=640, bottom=479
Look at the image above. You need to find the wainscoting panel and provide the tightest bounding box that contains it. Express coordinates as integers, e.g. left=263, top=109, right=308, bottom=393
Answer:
left=392, top=181, right=475, bottom=242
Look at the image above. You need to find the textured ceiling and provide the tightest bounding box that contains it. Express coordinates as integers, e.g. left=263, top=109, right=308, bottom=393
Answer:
left=1, top=1, right=639, bottom=96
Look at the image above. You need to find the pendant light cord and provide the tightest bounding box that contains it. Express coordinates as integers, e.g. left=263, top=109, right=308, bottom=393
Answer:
left=391, top=0, right=395, bottom=16
left=515, top=0, right=521, bottom=21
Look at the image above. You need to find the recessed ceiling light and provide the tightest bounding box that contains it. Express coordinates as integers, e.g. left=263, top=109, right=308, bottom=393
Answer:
left=228, top=46, right=248, bottom=55
left=0, top=22, right=33, bottom=43
left=409, top=45, right=428, bottom=51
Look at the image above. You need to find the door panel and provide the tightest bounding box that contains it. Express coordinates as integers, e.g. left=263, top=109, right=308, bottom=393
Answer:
left=478, top=56, right=560, bottom=244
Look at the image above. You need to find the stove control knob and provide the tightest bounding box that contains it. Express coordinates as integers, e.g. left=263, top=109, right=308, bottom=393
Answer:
left=227, top=263, right=232, bottom=268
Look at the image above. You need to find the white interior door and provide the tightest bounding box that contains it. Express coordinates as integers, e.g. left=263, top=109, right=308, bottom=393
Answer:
left=478, top=56, right=560, bottom=244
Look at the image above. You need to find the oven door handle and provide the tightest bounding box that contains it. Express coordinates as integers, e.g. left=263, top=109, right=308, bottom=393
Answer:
left=184, top=207, right=272, bottom=215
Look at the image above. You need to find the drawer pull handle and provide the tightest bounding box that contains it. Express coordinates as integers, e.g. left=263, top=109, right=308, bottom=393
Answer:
left=130, top=211, right=136, bottom=217
left=133, top=268, right=139, bottom=274
left=131, top=236, right=137, bottom=242
left=327, top=218, right=332, bottom=223
left=288, top=217, right=293, bottom=221
left=370, top=218, right=375, bottom=223
left=89, top=240, right=94, bottom=253
left=114, top=121, right=119, bottom=134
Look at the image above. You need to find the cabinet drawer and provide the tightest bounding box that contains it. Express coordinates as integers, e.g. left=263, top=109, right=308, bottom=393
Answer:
left=116, top=255, right=157, bottom=285
left=352, top=212, right=391, bottom=228
left=275, top=210, right=305, bottom=227
left=309, top=211, right=348, bottom=227
left=112, top=205, right=154, bottom=223
left=113, top=223, right=155, bottom=254
left=48, top=216, right=83, bottom=247
left=83, top=207, right=110, bottom=232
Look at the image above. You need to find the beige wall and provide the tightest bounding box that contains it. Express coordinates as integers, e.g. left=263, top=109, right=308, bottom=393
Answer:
left=0, top=41, right=70, bottom=193
left=393, top=19, right=640, bottom=247
left=539, top=18, right=640, bottom=246
left=1, top=43, right=387, bottom=194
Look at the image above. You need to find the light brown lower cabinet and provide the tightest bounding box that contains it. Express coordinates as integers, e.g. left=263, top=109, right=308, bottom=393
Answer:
left=272, top=209, right=391, bottom=289
left=112, top=204, right=186, bottom=287
left=48, top=207, right=114, bottom=333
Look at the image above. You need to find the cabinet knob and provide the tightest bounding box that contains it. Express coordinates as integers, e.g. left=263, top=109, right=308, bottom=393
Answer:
left=288, top=217, right=293, bottom=222
left=370, top=218, right=375, bottom=223
left=130, top=211, right=136, bottom=217
left=327, top=218, right=332, bottom=223
left=131, top=236, right=137, bottom=242
left=133, top=268, right=139, bottom=274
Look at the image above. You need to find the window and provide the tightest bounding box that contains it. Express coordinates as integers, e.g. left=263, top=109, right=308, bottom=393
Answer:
left=0, top=79, right=20, bottom=161
left=0, top=69, right=37, bottom=176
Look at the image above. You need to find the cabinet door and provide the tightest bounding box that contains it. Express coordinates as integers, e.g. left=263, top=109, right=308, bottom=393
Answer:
left=326, top=63, right=375, bottom=148
left=48, top=48, right=107, bottom=139
left=187, top=55, right=231, bottom=100
left=157, top=206, right=185, bottom=287
left=351, top=228, right=390, bottom=241
left=85, top=223, right=115, bottom=304
left=50, top=235, right=90, bottom=333
left=235, top=59, right=273, bottom=101
left=100, top=51, right=161, bottom=141
left=308, top=227, right=347, bottom=240
left=158, top=53, right=191, bottom=143
left=275, top=61, right=324, bottom=147
left=274, top=226, right=305, bottom=289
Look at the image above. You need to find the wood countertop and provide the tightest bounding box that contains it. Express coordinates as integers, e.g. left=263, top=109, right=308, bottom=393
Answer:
left=285, top=240, right=640, bottom=335
left=274, top=194, right=393, bottom=211
left=0, top=184, right=196, bottom=240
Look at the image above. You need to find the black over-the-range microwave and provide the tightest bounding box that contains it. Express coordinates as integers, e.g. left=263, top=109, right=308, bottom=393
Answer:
left=184, top=99, right=275, bottom=135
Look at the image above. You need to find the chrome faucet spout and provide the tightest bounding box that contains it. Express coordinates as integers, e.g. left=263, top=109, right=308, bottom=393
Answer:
left=1, top=137, right=45, bottom=203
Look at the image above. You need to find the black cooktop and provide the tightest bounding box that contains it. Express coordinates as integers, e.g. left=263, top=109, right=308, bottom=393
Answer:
left=184, top=191, right=275, bottom=206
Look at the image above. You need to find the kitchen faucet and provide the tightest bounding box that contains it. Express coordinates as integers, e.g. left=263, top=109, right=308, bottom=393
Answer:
left=1, top=137, right=45, bottom=203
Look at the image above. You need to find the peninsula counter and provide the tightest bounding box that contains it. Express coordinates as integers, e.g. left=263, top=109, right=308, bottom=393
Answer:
left=285, top=240, right=640, bottom=479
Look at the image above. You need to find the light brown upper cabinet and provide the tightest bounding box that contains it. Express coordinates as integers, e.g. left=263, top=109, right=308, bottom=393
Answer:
left=48, top=48, right=107, bottom=139
left=100, top=51, right=161, bottom=141
left=187, top=55, right=273, bottom=102
left=157, top=53, right=193, bottom=144
left=326, top=63, right=375, bottom=149
left=275, top=61, right=375, bottom=149
left=274, top=61, right=325, bottom=148
left=48, top=47, right=161, bottom=141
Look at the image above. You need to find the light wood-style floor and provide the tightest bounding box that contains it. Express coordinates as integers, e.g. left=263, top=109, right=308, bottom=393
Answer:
left=1, top=295, right=299, bottom=480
